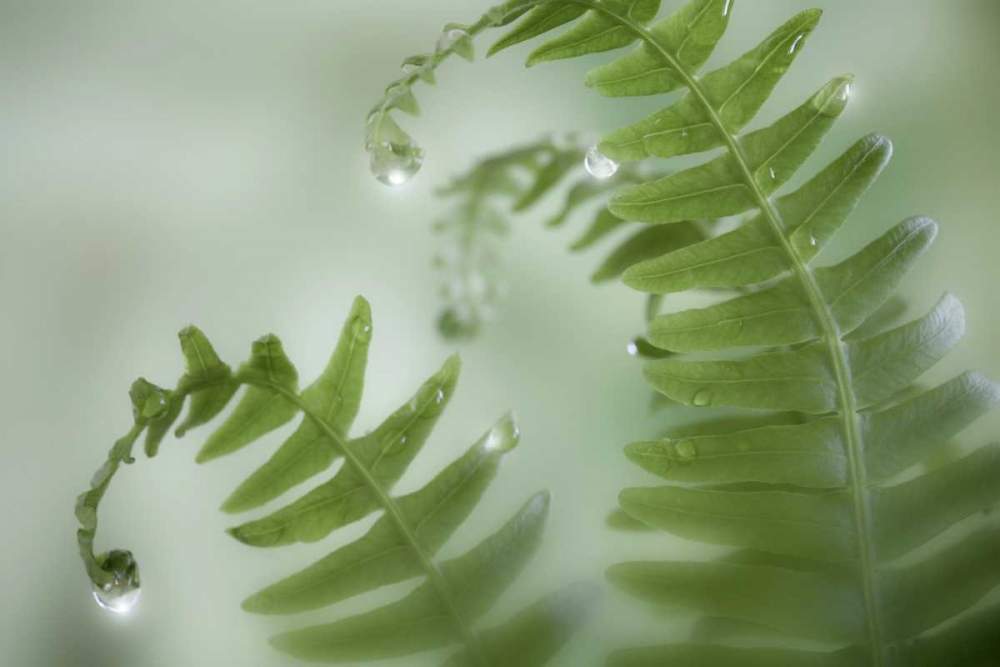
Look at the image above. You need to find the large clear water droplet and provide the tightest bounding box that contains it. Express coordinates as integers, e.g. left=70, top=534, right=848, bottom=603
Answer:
left=584, top=145, right=619, bottom=179
left=92, top=550, right=141, bottom=615
left=691, top=388, right=713, bottom=407
left=437, top=27, right=469, bottom=53
left=369, top=140, right=424, bottom=186
left=626, top=341, right=639, bottom=357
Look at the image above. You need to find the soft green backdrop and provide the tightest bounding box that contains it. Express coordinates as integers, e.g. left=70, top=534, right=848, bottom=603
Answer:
left=2, top=1, right=998, bottom=665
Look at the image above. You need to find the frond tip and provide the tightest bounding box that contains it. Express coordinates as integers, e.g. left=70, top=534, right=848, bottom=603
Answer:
left=76, top=296, right=593, bottom=665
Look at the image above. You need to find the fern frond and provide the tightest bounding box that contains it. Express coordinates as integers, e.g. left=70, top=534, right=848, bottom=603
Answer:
left=75, top=297, right=594, bottom=665
left=374, top=0, right=1000, bottom=663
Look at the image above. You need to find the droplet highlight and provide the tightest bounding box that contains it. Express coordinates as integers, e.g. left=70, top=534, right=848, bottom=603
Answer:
left=788, top=33, right=805, bottom=55
left=368, top=140, right=424, bottom=186
left=584, top=145, right=619, bottom=180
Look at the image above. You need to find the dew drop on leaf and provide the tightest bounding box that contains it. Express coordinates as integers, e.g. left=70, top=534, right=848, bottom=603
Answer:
left=809, top=233, right=818, bottom=248
left=691, top=388, right=713, bottom=407
left=584, top=145, right=619, bottom=180
left=484, top=412, right=519, bottom=452
left=368, top=140, right=424, bottom=186
left=674, top=440, right=697, bottom=460
left=92, top=550, right=141, bottom=615
left=722, top=0, right=733, bottom=17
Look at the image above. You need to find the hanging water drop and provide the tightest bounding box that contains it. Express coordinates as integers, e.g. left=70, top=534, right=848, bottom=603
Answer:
left=584, top=145, right=619, bottom=180
left=626, top=341, right=639, bottom=357
left=691, top=388, right=713, bottom=407
left=674, top=440, right=697, bottom=460
left=91, top=550, right=141, bottom=615
left=368, top=140, right=424, bottom=186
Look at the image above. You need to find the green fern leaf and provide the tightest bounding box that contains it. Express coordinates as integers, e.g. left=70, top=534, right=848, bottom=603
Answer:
left=375, top=0, right=1000, bottom=662
left=75, top=298, right=592, bottom=665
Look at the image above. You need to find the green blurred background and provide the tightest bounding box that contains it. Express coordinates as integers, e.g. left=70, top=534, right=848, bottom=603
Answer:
left=2, top=0, right=998, bottom=665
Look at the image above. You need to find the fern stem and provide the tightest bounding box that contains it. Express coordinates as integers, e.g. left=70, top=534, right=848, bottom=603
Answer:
left=255, top=381, right=493, bottom=667
left=562, top=3, right=887, bottom=662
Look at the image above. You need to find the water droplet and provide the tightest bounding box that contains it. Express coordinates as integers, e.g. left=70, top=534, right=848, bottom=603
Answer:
left=691, top=388, right=713, bottom=407
left=680, top=129, right=689, bottom=139
left=788, top=33, right=805, bottom=55
left=92, top=550, right=141, bottom=615
left=626, top=341, right=639, bottom=357
left=722, top=0, right=733, bottom=17
left=484, top=413, right=519, bottom=452
left=584, top=145, right=619, bottom=180
left=808, top=233, right=818, bottom=248
left=768, top=166, right=777, bottom=181
left=839, top=81, right=852, bottom=102
left=399, top=435, right=408, bottom=445
left=436, top=27, right=469, bottom=53
left=435, top=388, right=445, bottom=404
left=674, top=440, right=697, bottom=459
left=368, top=140, right=424, bottom=186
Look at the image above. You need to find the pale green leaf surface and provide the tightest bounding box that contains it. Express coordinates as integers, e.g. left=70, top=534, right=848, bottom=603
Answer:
left=527, top=0, right=661, bottom=65
left=227, top=355, right=460, bottom=547
left=874, top=444, right=1000, bottom=559
left=619, top=485, right=855, bottom=560
left=862, top=371, right=1000, bottom=482
left=847, top=294, right=965, bottom=409
left=644, top=343, right=837, bottom=413
left=626, top=417, right=846, bottom=487
left=196, top=335, right=299, bottom=464
left=221, top=297, right=372, bottom=513
left=606, top=560, right=863, bottom=640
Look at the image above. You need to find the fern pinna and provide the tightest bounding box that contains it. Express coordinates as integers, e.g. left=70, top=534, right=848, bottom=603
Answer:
left=75, top=297, right=593, bottom=665
left=371, top=0, right=1000, bottom=664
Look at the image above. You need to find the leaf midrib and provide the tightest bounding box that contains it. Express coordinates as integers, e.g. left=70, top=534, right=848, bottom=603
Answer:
left=246, top=379, right=491, bottom=667
left=570, top=2, right=888, bottom=663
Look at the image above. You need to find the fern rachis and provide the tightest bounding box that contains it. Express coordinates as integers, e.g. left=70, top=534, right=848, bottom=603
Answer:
left=75, top=297, right=594, bottom=665
left=371, top=0, right=1000, bottom=663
